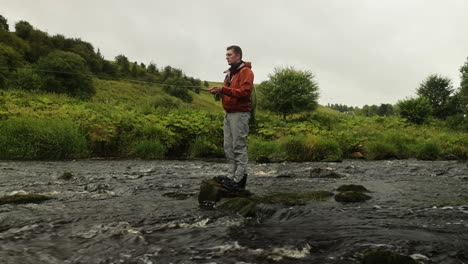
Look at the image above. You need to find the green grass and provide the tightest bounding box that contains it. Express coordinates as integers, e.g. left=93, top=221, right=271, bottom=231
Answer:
left=1, top=78, right=467, bottom=160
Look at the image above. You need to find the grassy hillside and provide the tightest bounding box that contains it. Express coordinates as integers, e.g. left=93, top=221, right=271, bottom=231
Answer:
left=1, top=78, right=467, bottom=161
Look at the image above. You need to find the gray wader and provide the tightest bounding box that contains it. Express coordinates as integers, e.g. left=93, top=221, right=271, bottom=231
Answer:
left=224, top=112, right=250, bottom=182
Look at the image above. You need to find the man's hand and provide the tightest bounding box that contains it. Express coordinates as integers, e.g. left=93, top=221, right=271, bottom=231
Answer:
left=208, top=86, right=223, bottom=94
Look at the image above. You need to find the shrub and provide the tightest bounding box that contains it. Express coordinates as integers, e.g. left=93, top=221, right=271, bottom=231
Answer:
left=397, top=97, right=432, bottom=124
left=131, top=139, right=166, bottom=159
left=365, top=141, right=398, bottom=160
left=0, top=117, right=88, bottom=159
left=248, top=136, right=285, bottom=162
left=416, top=141, right=441, bottom=160
left=189, top=136, right=223, bottom=158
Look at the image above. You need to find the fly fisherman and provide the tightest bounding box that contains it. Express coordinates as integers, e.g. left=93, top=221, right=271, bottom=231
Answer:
left=209, top=45, right=254, bottom=191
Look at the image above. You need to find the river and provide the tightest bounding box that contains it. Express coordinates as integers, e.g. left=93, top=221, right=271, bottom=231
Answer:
left=0, top=159, right=467, bottom=264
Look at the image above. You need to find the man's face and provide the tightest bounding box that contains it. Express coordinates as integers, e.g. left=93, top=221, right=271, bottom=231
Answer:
left=226, top=49, right=240, bottom=65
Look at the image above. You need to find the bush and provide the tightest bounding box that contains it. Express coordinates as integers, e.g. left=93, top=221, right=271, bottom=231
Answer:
left=365, top=141, right=398, bottom=160
left=280, top=134, right=342, bottom=162
left=248, top=136, right=285, bottom=162
left=397, top=97, right=432, bottom=124
left=131, top=139, right=166, bottom=159
left=0, top=117, right=88, bottom=159
left=189, top=136, right=223, bottom=158
left=416, top=141, right=441, bottom=160
left=10, top=68, right=42, bottom=90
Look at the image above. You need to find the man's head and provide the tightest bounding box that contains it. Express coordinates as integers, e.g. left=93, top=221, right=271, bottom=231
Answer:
left=226, top=45, right=242, bottom=65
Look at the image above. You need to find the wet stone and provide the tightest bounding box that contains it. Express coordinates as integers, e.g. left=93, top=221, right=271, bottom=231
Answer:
left=217, top=191, right=334, bottom=218
left=310, top=167, right=342, bottom=178
left=0, top=193, right=52, bottom=205
left=58, top=172, right=74, bottom=181
left=163, top=192, right=195, bottom=200
left=335, top=191, right=372, bottom=203
left=361, top=250, right=417, bottom=264
left=198, top=179, right=252, bottom=206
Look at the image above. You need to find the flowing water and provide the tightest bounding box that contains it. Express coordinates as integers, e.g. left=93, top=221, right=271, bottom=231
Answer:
left=0, top=159, right=467, bottom=264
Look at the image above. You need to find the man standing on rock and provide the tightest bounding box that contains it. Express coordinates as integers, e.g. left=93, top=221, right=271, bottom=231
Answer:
left=209, top=45, right=254, bottom=191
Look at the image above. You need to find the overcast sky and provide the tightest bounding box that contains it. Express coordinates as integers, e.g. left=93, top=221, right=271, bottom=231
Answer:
left=3, top=0, right=468, bottom=106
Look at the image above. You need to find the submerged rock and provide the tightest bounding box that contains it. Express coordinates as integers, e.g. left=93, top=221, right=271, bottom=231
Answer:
left=198, top=179, right=252, bottom=206
left=0, top=193, right=52, bottom=205
left=217, top=190, right=334, bottom=217
left=337, top=184, right=371, bottom=193
left=58, top=171, right=74, bottom=180
left=309, top=167, right=342, bottom=178
left=335, top=191, right=371, bottom=203
left=163, top=192, right=195, bottom=200
left=361, top=250, right=417, bottom=264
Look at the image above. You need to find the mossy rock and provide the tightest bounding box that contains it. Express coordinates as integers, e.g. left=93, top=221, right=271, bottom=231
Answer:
left=217, top=190, right=334, bottom=217
left=0, top=193, right=52, bottom=205
left=198, top=179, right=252, bottom=206
left=362, top=250, right=417, bottom=264
left=335, top=191, right=372, bottom=203
left=262, top=191, right=334, bottom=206
left=337, top=184, right=370, bottom=193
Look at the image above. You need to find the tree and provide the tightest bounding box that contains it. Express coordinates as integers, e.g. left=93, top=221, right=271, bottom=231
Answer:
left=417, top=74, right=454, bottom=118
left=0, top=43, right=22, bottom=87
left=457, top=57, right=468, bottom=116
left=0, top=14, right=9, bottom=31
left=115, top=54, right=130, bottom=76
left=36, top=51, right=95, bottom=98
left=397, top=97, right=432, bottom=124
left=258, top=66, right=319, bottom=119
left=14, top=20, right=33, bottom=39
left=377, top=104, right=394, bottom=116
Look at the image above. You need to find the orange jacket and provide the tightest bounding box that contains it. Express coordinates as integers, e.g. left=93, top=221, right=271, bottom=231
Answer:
left=221, top=61, right=254, bottom=112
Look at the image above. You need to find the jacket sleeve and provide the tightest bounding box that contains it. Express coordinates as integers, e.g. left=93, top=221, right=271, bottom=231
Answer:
left=222, top=69, right=254, bottom=98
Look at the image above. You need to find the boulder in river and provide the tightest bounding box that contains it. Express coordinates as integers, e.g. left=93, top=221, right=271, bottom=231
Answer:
left=0, top=193, right=52, bottom=205
left=334, top=191, right=372, bottom=203
left=198, top=179, right=252, bottom=206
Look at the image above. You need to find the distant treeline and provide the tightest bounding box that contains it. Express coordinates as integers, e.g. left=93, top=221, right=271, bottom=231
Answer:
left=0, top=14, right=208, bottom=101
left=327, top=71, right=468, bottom=131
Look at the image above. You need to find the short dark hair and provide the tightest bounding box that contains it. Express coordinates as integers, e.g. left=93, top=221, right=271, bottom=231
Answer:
left=227, top=45, right=242, bottom=59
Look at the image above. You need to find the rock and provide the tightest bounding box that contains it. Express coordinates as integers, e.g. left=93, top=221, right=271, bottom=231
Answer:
left=337, top=184, right=370, bottom=193
left=310, top=167, right=342, bottom=178
left=217, top=190, right=334, bottom=217
left=334, top=191, right=372, bottom=203
left=255, top=155, right=271, bottom=163
left=198, top=179, right=252, bottom=206
left=58, top=171, right=74, bottom=180
left=163, top=192, right=195, bottom=200
left=85, top=183, right=112, bottom=193
left=361, top=250, right=417, bottom=264
left=0, top=193, right=52, bottom=205
left=351, top=152, right=365, bottom=159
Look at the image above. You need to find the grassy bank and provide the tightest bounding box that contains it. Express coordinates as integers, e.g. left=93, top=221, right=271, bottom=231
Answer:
left=0, top=79, right=467, bottom=161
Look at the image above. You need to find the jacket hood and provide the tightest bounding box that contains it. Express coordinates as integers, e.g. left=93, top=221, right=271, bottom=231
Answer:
left=224, top=61, right=252, bottom=73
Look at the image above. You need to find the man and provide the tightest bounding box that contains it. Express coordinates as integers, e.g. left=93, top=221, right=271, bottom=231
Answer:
left=209, top=45, right=254, bottom=191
